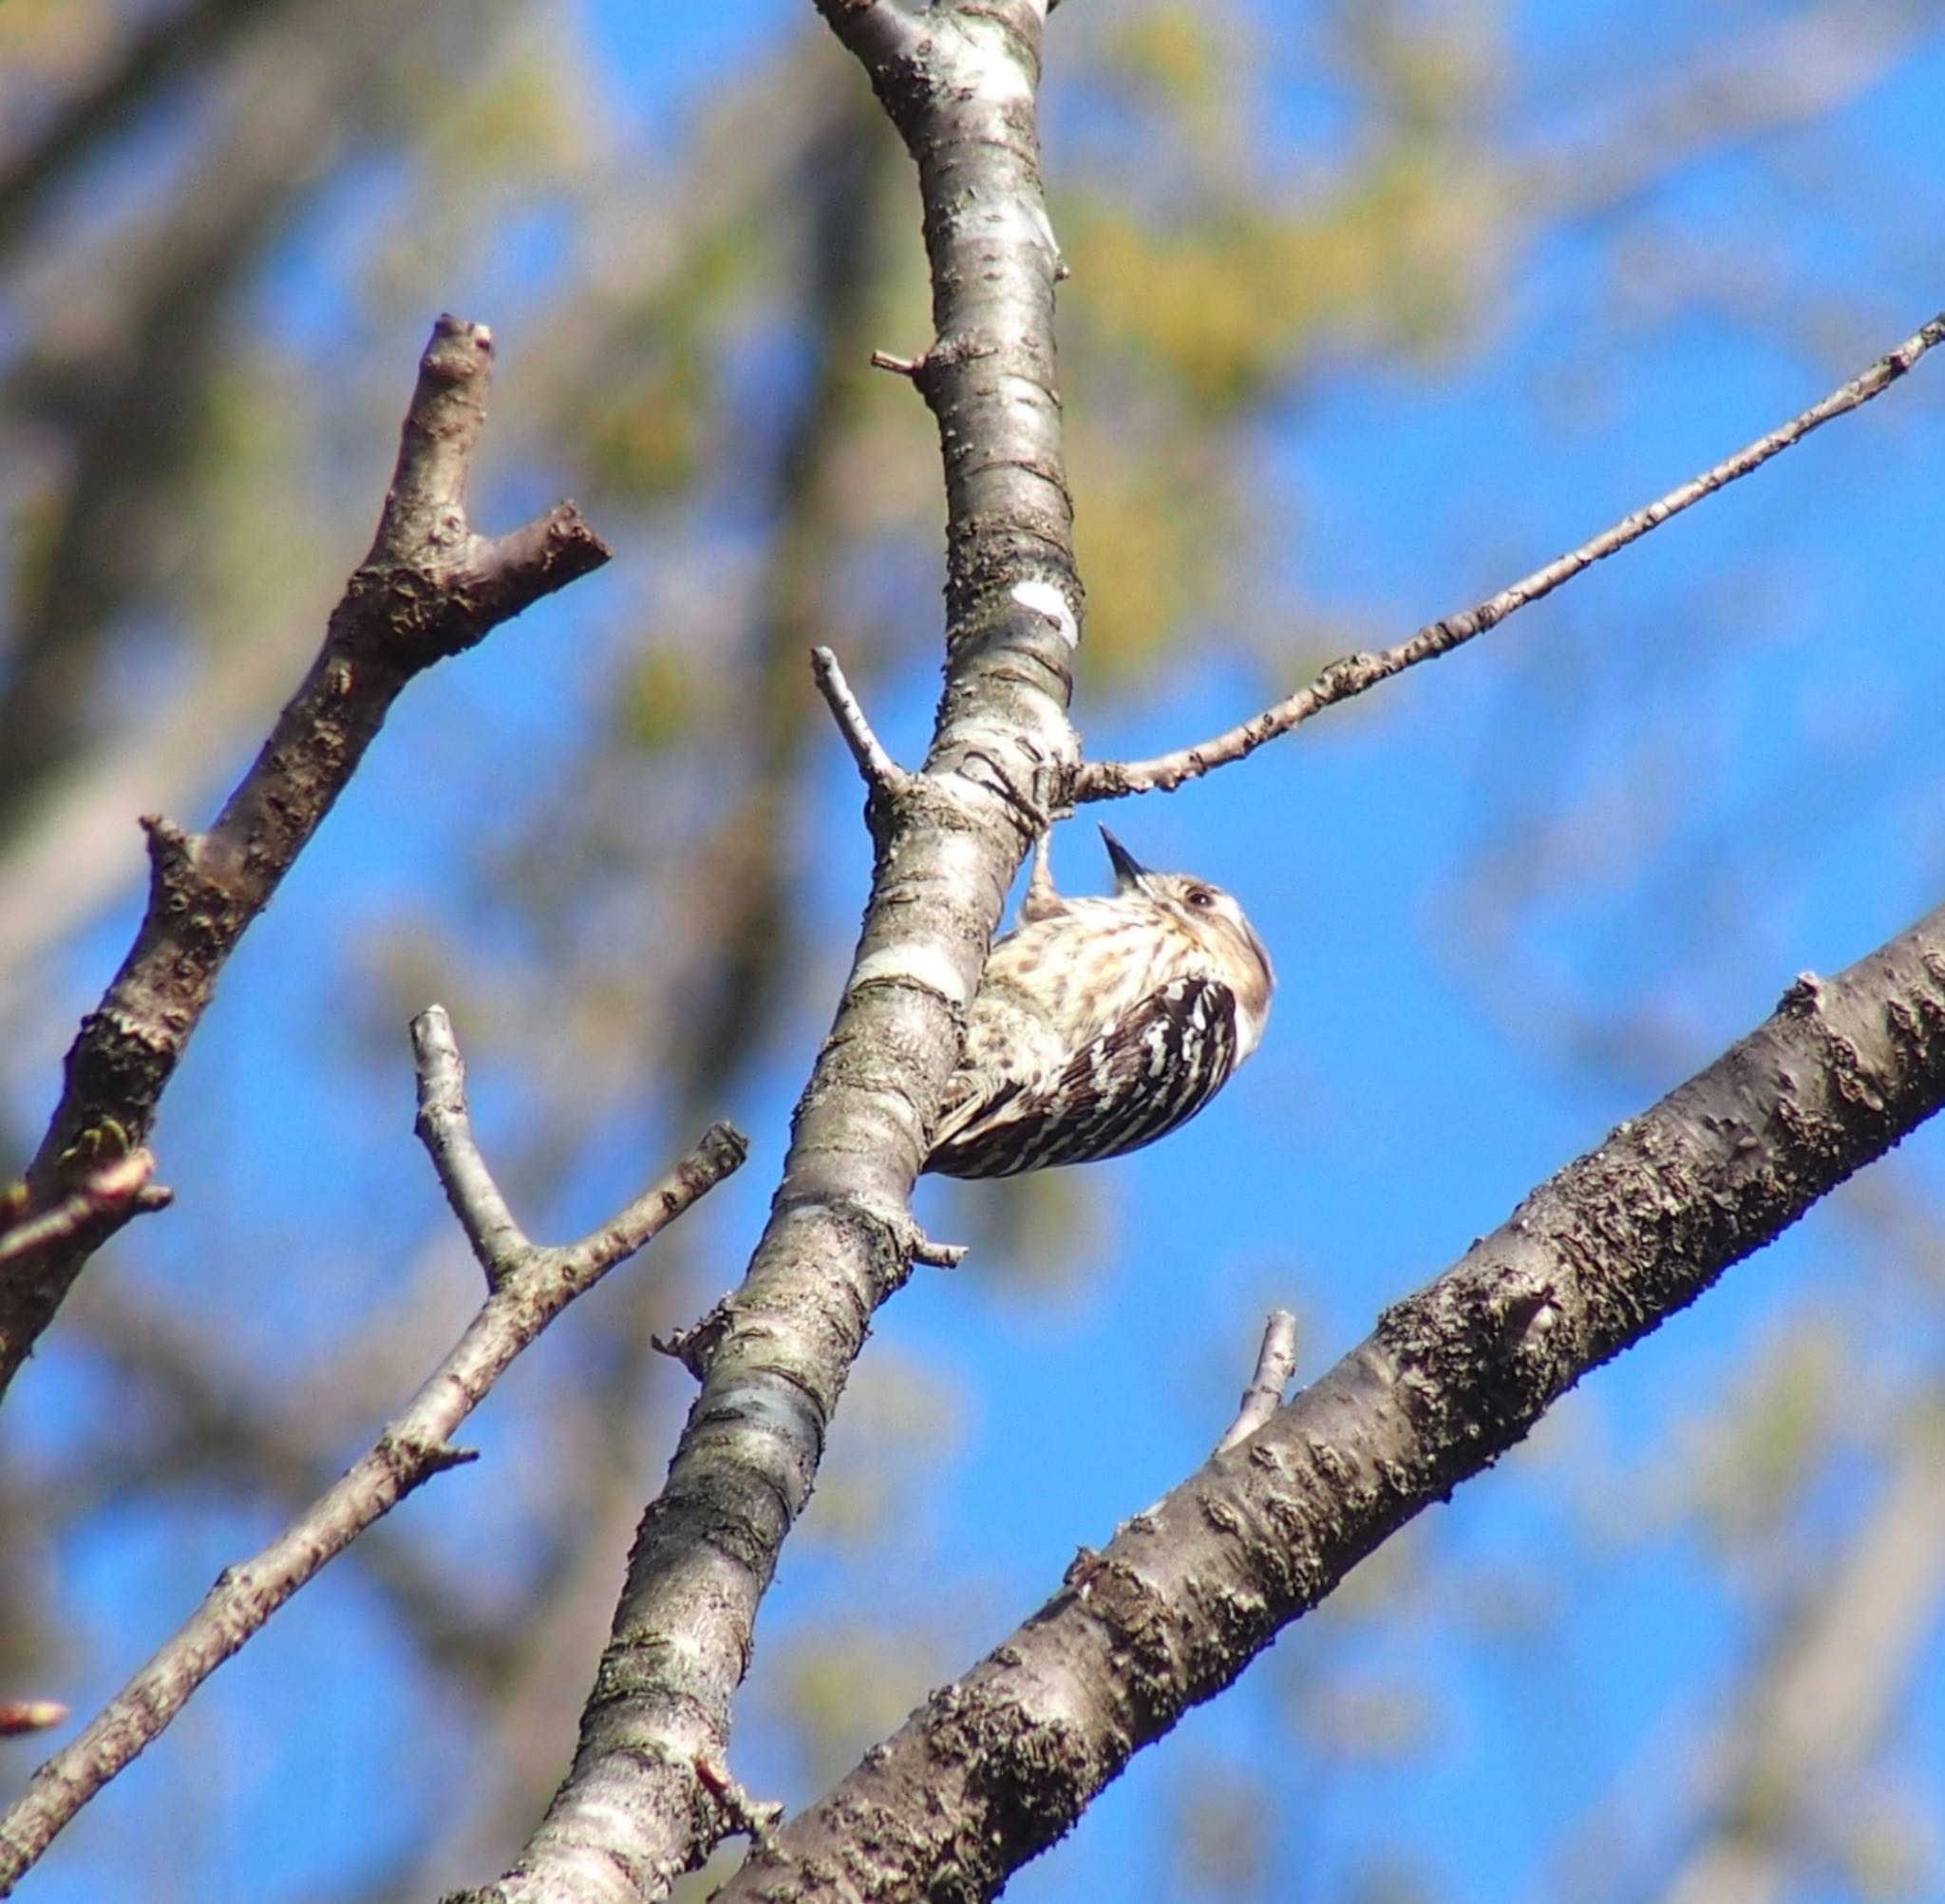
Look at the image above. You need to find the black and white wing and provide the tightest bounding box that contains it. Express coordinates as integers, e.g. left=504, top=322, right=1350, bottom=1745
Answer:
left=925, top=976, right=1239, bottom=1178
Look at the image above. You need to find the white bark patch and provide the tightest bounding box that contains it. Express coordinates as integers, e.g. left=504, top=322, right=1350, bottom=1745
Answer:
left=933, top=823, right=998, bottom=895
left=1010, top=579, right=1077, bottom=647
left=850, top=940, right=971, bottom=1007
left=948, top=25, right=1033, bottom=105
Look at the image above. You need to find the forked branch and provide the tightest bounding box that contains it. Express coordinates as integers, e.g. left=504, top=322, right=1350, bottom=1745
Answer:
left=0, top=315, right=612, bottom=1403
left=464, top=3, right=1082, bottom=1895
left=717, top=900, right=1945, bottom=1904
left=0, top=1009, right=745, bottom=1895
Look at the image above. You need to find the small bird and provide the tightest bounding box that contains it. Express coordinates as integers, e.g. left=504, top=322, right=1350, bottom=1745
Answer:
left=925, top=827, right=1275, bottom=1178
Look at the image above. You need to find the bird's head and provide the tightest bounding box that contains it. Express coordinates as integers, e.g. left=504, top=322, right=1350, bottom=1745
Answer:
left=1099, top=826, right=1275, bottom=1039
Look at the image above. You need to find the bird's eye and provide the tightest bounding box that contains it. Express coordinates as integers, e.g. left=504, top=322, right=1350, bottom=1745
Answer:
left=1186, top=887, right=1214, bottom=909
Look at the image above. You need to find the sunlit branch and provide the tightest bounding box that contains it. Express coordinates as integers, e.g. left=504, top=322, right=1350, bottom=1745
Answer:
left=0, top=316, right=611, bottom=1403
left=717, top=899, right=1945, bottom=1904
left=472, top=1, right=1080, bottom=1895
left=1214, top=1307, right=1298, bottom=1455
left=0, top=1009, right=744, bottom=1895
left=810, top=645, right=912, bottom=803
left=1079, top=310, right=1945, bottom=801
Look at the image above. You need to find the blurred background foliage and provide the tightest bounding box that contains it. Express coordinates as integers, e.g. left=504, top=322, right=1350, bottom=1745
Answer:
left=2, top=1, right=1945, bottom=1899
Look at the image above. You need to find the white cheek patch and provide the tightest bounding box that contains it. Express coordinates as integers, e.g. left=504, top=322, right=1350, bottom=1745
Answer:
left=1232, top=997, right=1268, bottom=1064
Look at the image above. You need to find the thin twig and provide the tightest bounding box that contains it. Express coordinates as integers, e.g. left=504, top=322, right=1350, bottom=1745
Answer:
left=1213, top=1308, right=1298, bottom=1455
left=0, top=1018, right=746, bottom=1894
left=0, top=1154, right=167, bottom=1270
left=1078, top=310, right=1945, bottom=800
left=810, top=645, right=910, bottom=798
left=411, top=1006, right=530, bottom=1285
left=907, top=1229, right=969, bottom=1270
left=0, top=315, right=612, bottom=1403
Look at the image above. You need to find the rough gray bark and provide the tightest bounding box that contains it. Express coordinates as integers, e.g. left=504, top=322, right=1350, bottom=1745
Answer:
left=711, top=909, right=1945, bottom=1904
left=464, top=6, right=1083, bottom=1899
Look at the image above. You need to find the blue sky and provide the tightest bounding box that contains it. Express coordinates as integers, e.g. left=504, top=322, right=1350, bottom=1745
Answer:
left=9, top=2, right=1945, bottom=1900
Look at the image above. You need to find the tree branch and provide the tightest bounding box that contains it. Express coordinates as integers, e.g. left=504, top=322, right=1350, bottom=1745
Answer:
left=810, top=646, right=911, bottom=803
left=463, top=5, right=1082, bottom=1898
left=1213, top=1307, right=1297, bottom=1456
left=0, top=1012, right=745, bottom=1895
left=715, top=904, right=1945, bottom=1904
left=1077, top=309, right=1945, bottom=801
left=0, top=1153, right=168, bottom=1272
left=413, top=1006, right=533, bottom=1285
left=0, top=314, right=611, bottom=1403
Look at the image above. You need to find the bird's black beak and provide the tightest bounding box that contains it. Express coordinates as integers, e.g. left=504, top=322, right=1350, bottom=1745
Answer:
left=1100, top=826, right=1150, bottom=892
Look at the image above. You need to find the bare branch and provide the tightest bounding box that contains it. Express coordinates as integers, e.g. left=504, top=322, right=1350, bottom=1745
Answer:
left=717, top=898, right=1945, bottom=1904
left=906, top=1229, right=969, bottom=1270
left=0, top=1040, right=746, bottom=1894
left=1078, top=309, right=1945, bottom=801
left=692, top=1756, right=784, bottom=1849
left=0, top=1154, right=168, bottom=1272
left=0, top=315, right=611, bottom=1402
left=815, top=0, right=928, bottom=69
left=413, top=1006, right=532, bottom=1286
left=469, top=3, right=1083, bottom=1895
left=1213, top=1307, right=1298, bottom=1455
left=810, top=646, right=911, bottom=801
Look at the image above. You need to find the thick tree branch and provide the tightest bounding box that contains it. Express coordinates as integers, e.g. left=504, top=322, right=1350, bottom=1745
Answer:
left=0, top=315, right=610, bottom=1403
left=716, top=907, right=1945, bottom=1904
left=1078, top=309, right=1945, bottom=800
left=465, top=7, right=1081, bottom=1899
left=0, top=1011, right=745, bottom=1895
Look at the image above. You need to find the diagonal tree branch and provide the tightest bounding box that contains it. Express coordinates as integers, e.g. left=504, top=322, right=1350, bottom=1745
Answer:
left=0, top=1009, right=746, bottom=1895
left=0, top=315, right=610, bottom=1404
left=1077, top=309, right=1945, bottom=801
left=463, top=5, right=1083, bottom=1898
left=714, top=907, right=1945, bottom=1904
